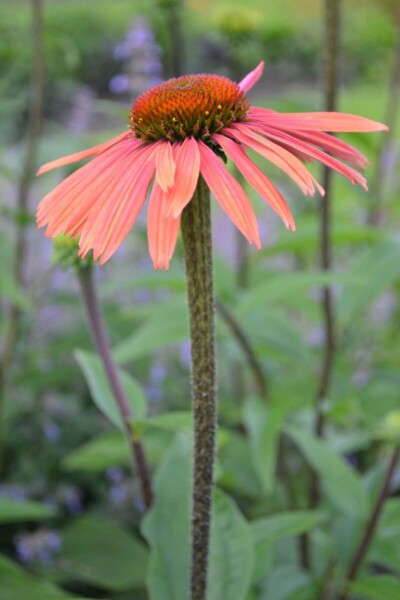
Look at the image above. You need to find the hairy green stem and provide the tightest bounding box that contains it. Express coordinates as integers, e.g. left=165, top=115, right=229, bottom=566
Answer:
left=181, top=178, right=217, bottom=600
left=78, top=266, right=153, bottom=511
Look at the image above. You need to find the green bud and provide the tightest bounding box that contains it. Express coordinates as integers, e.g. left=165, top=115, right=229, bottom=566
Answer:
left=52, top=234, right=94, bottom=271
left=213, top=8, right=260, bottom=40
left=376, top=410, right=400, bottom=446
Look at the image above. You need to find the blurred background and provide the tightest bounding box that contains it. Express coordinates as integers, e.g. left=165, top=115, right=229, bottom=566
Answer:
left=0, top=0, right=400, bottom=599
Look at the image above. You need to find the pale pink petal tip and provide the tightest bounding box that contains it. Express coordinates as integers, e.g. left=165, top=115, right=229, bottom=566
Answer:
left=238, top=61, right=265, bottom=94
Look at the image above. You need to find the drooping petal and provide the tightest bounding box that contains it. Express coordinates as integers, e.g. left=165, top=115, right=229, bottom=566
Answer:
left=164, top=137, right=201, bottom=218
left=155, top=141, right=176, bottom=191
left=251, top=124, right=368, bottom=189
left=228, top=123, right=323, bottom=196
left=147, top=182, right=181, bottom=270
left=37, top=140, right=138, bottom=236
left=248, top=108, right=388, bottom=132
left=37, top=131, right=133, bottom=175
left=79, top=145, right=156, bottom=263
left=198, top=141, right=261, bottom=248
left=289, top=130, right=369, bottom=169
left=238, top=61, right=265, bottom=94
left=213, top=133, right=296, bottom=230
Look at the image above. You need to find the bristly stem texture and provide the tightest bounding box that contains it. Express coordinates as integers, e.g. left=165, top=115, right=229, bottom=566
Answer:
left=78, top=266, right=153, bottom=511
left=301, top=0, right=341, bottom=570
left=339, top=447, right=400, bottom=600
left=181, top=178, right=217, bottom=600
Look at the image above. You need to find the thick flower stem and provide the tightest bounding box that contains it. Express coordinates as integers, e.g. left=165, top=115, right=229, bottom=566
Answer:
left=181, top=178, right=217, bottom=600
left=78, top=266, right=153, bottom=511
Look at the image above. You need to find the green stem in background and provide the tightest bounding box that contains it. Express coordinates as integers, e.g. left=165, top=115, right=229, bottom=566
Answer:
left=301, top=0, right=341, bottom=570
left=339, top=447, right=400, bottom=600
left=0, top=0, right=45, bottom=471
left=216, top=299, right=267, bottom=399
left=181, top=178, right=217, bottom=600
left=159, top=0, right=185, bottom=77
left=367, top=7, right=400, bottom=226
left=78, top=266, right=153, bottom=511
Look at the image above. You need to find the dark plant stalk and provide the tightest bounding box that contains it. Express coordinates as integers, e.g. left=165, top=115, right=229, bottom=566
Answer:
left=216, top=298, right=267, bottom=398
left=367, top=9, right=400, bottom=226
left=181, top=178, right=217, bottom=600
left=0, top=0, right=45, bottom=469
left=301, top=0, right=341, bottom=569
left=339, top=447, right=400, bottom=600
left=78, top=266, right=153, bottom=510
left=162, top=1, right=185, bottom=77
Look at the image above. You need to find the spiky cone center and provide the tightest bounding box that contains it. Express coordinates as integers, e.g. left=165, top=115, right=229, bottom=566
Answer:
left=129, top=74, right=249, bottom=143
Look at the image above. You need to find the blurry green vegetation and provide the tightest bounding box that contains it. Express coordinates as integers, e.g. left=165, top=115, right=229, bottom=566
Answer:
left=0, top=0, right=400, bottom=599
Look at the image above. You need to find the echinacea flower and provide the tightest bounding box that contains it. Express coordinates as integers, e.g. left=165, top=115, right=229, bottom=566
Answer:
left=37, top=62, right=387, bottom=269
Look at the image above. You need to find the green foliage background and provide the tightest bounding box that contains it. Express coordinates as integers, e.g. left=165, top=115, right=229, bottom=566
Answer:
left=0, top=0, right=399, bottom=599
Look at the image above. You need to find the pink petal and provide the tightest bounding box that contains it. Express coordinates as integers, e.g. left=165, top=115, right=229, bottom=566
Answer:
left=147, top=182, right=181, bottom=270
left=238, top=61, right=265, bottom=94
left=228, top=123, right=322, bottom=196
left=252, top=124, right=368, bottom=189
left=164, top=137, right=201, bottom=218
left=248, top=109, right=388, bottom=132
left=290, top=130, right=369, bottom=169
left=37, top=131, right=134, bottom=175
left=37, top=141, right=137, bottom=236
left=79, top=146, right=156, bottom=263
left=198, top=141, right=261, bottom=248
left=213, top=133, right=296, bottom=231
left=155, top=141, right=176, bottom=192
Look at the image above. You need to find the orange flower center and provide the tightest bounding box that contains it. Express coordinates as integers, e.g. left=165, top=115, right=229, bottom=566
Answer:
left=129, top=74, right=249, bottom=143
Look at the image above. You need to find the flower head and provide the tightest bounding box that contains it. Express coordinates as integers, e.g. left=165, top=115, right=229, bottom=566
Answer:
left=37, top=62, right=387, bottom=270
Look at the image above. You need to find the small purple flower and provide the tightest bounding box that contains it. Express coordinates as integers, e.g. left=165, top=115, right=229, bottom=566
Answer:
left=109, top=484, right=128, bottom=506
left=64, top=490, right=82, bottom=515
left=179, top=339, right=191, bottom=368
left=106, top=467, right=124, bottom=485
left=109, top=74, right=130, bottom=94
left=150, top=362, right=166, bottom=385
left=43, top=421, right=61, bottom=442
left=15, top=539, right=33, bottom=564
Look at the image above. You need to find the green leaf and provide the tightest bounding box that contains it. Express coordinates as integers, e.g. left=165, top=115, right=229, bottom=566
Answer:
left=338, top=241, right=400, bottom=325
left=0, top=235, right=29, bottom=307
left=0, top=556, right=88, bottom=600
left=113, top=297, right=188, bottom=364
left=142, top=434, right=255, bottom=600
left=57, top=516, right=149, bottom=591
left=0, top=498, right=57, bottom=523
left=243, top=397, right=289, bottom=493
left=141, top=434, right=191, bottom=600
left=74, top=350, right=147, bottom=429
left=251, top=510, right=326, bottom=583
left=208, top=489, right=254, bottom=600
left=133, top=411, right=193, bottom=435
left=235, top=271, right=363, bottom=317
left=251, top=510, right=327, bottom=546
left=285, top=426, right=369, bottom=517
left=63, top=431, right=130, bottom=471
left=257, top=222, right=384, bottom=257
left=261, top=565, right=315, bottom=600
left=349, top=576, right=400, bottom=600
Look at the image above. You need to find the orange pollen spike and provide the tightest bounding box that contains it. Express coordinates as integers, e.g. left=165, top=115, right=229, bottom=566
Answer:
left=129, top=74, right=249, bottom=143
